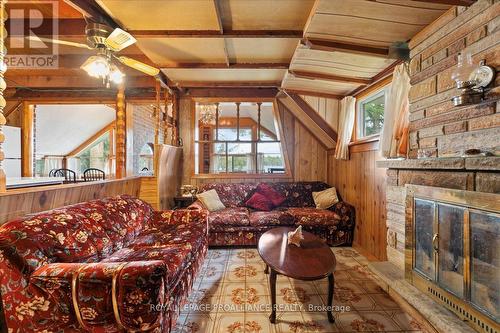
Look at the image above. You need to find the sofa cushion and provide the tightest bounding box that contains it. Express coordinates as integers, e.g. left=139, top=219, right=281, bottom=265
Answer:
left=199, top=183, right=258, bottom=207
left=133, top=222, right=208, bottom=253
left=256, top=183, right=286, bottom=207
left=102, top=245, right=191, bottom=289
left=267, top=182, right=330, bottom=208
left=196, top=189, right=226, bottom=212
left=249, top=210, right=295, bottom=227
left=245, top=192, right=274, bottom=211
left=312, top=187, right=339, bottom=209
left=287, top=207, right=341, bottom=226
left=209, top=207, right=250, bottom=230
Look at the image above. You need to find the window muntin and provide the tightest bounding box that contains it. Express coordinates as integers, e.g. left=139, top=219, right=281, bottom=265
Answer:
left=194, top=101, right=286, bottom=175
left=357, top=89, right=386, bottom=139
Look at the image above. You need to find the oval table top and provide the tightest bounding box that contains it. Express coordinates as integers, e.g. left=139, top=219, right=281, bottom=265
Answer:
left=258, top=227, right=336, bottom=280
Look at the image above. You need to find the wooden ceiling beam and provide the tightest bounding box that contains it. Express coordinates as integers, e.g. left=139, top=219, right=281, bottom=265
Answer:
left=127, top=30, right=303, bottom=38
left=184, top=87, right=278, bottom=98
left=9, top=87, right=157, bottom=101
left=161, top=62, right=290, bottom=69
left=66, top=121, right=116, bottom=157
left=5, top=74, right=157, bottom=88
left=289, top=70, right=372, bottom=85
left=213, top=0, right=224, bottom=35
left=64, top=0, right=117, bottom=27
left=281, top=89, right=343, bottom=100
left=175, top=81, right=282, bottom=88
left=411, top=0, right=476, bottom=5
left=303, top=38, right=390, bottom=58
left=347, top=59, right=402, bottom=96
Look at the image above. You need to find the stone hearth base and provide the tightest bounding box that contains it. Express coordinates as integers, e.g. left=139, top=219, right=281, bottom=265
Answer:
left=368, top=261, right=477, bottom=333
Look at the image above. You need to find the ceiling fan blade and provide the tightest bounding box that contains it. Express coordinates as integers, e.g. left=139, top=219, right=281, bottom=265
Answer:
left=25, top=36, right=93, bottom=49
left=105, top=28, right=137, bottom=52
left=116, top=56, right=160, bottom=76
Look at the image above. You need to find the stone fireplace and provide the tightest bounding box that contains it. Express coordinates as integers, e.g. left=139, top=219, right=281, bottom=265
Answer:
left=370, top=2, right=499, bottom=331
left=405, top=185, right=499, bottom=333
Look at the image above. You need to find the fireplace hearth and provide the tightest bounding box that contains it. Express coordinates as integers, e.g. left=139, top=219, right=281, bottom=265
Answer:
left=405, top=185, right=499, bottom=333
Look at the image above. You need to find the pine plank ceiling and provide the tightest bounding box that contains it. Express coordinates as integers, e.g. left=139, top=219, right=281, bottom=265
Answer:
left=6, top=0, right=458, bottom=95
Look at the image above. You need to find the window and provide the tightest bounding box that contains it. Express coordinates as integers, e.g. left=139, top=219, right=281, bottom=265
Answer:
left=357, top=89, right=386, bottom=139
left=75, top=132, right=113, bottom=174
left=194, top=101, right=286, bottom=175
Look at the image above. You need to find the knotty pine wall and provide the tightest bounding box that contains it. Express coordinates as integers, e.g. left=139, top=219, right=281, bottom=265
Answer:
left=179, top=97, right=328, bottom=187
left=0, top=177, right=142, bottom=225
left=327, top=142, right=388, bottom=260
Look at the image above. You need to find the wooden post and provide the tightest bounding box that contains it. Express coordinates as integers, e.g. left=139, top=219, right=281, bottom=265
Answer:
left=154, top=80, right=161, bottom=145
left=257, top=102, right=262, bottom=140
left=171, top=92, right=178, bottom=146
left=115, top=83, right=126, bottom=178
left=215, top=102, right=219, bottom=141
left=236, top=102, right=240, bottom=141
left=0, top=1, right=7, bottom=192
left=163, top=88, right=170, bottom=144
left=21, top=102, right=33, bottom=177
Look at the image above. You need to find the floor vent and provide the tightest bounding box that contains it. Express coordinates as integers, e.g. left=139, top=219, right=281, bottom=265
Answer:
left=427, top=286, right=498, bottom=333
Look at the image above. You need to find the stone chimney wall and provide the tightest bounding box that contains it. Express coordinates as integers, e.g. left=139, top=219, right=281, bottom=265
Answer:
left=408, top=0, right=499, bottom=158
left=378, top=0, right=500, bottom=270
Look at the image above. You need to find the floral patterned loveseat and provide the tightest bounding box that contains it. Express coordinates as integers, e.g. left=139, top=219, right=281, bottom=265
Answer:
left=0, top=195, right=208, bottom=333
left=190, top=182, right=355, bottom=246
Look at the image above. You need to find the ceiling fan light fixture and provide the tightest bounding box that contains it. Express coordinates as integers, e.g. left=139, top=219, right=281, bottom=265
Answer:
left=110, top=64, right=125, bottom=84
left=81, top=55, right=110, bottom=79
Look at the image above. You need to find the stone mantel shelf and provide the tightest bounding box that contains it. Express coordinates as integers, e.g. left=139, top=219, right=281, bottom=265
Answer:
left=376, top=156, right=500, bottom=171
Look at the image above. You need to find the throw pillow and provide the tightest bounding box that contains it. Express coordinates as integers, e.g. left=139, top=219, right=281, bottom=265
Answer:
left=256, top=183, right=286, bottom=207
left=312, top=187, right=339, bottom=210
left=196, top=189, right=226, bottom=212
left=245, top=192, right=274, bottom=211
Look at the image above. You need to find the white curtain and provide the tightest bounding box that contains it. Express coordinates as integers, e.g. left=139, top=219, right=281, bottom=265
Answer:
left=379, top=64, right=411, bottom=158
left=43, top=157, right=63, bottom=176
left=334, top=96, right=356, bottom=160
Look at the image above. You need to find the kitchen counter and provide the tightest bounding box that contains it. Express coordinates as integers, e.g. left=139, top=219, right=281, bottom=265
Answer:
left=6, top=177, right=65, bottom=189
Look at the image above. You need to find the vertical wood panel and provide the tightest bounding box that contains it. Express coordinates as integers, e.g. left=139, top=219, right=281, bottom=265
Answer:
left=21, top=102, right=33, bottom=177
left=328, top=146, right=387, bottom=260
left=0, top=177, right=142, bottom=225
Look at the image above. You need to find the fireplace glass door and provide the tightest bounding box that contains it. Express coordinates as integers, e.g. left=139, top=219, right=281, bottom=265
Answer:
left=410, top=187, right=499, bottom=332
left=470, top=210, right=499, bottom=321
left=437, top=204, right=464, bottom=298
left=414, top=199, right=436, bottom=280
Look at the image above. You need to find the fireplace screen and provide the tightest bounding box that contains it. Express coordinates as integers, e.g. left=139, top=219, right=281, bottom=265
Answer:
left=470, top=211, right=499, bottom=322
left=414, top=199, right=435, bottom=280
left=409, top=186, right=500, bottom=332
left=437, top=204, right=464, bottom=299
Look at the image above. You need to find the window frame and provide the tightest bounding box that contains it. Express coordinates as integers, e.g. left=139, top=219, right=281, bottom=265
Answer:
left=355, top=87, right=387, bottom=141
left=191, top=98, right=291, bottom=178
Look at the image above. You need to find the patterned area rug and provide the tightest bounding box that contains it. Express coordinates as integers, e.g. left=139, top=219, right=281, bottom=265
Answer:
left=172, top=247, right=430, bottom=333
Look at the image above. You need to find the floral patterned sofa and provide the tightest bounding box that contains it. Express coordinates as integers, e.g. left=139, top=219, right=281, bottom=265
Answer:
left=0, top=195, right=208, bottom=333
left=190, top=182, right=355, bottom=247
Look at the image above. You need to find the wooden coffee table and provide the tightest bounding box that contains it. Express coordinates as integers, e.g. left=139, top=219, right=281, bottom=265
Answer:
left=258, top=227, right=337, bottom=323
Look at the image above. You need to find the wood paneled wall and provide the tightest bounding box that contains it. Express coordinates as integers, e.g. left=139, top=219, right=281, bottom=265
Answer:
left=0, top=177, right=142, bottom=225
left=300, top=95, right=340, bottom=132
left=327, top=143, right=388, bottom=260
left=179, top=97, right=328, bottom=186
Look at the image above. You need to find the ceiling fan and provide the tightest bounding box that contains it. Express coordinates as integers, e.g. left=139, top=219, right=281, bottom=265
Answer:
left=27, top=23, right=160, bottom=87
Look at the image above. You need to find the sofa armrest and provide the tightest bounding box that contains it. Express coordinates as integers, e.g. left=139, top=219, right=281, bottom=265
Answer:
left=329, top=201, right=356, bottom=228
left=152, top=209, right=208, bottom=227
left=31, top=260, right=166, bottom=331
